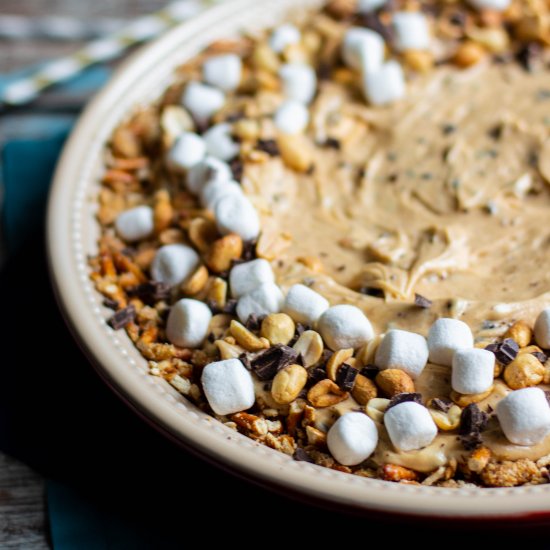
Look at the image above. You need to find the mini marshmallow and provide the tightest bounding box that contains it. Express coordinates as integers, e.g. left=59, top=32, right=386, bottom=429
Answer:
left=203, top=53, right=242, bottom=92
left=392, top=11, right=431, bottom=52
left=427, top=318, right=473, bottom=366
left=200, top=179, right=243, bottom=210
left=214, top=194, right=260, bottom=241
left=203, top=122, right=240, bottom=161
left=279, top=63, right=317, bottom=104
left=201, top=358, right=255, bottom=415
left=357, top=0, right=387, bottom=12
left=274, top=100, right=309, bottom=134
left=181, top=81, right=225, bottom=124
left=151, top=243, right=199, bottom=287
left=166, top=298, right=212, bottom=348
left=468, top=0, right=511, bottom=11
left=186, top=156, right=232, bottom=195
left=375, top=329, right=429, bottom=379
left=327, top=412, right=379, bottom=466
left=168, top=132, right=206, bottom=171
left=269, top=23, right=300, bottom=54
left=384, top=401, right=438, bottom=452
left=229, top=259, right=274, bottom=298
left=318, top=304, right=374, bottom=351
left=282, top=284, right=329, bottom=326
left=115, top=205, right=153, bottom=242
left=342, top=27, right=385, bottom=72
left=496, top=387, right=550, bottom=446
left=534, top=307, right=550, bottom=348
left=236, top=283, right=284, bottom=324
left=451, top=348, right=494, bottom=395
left=363, top=60, right=405, bottom=106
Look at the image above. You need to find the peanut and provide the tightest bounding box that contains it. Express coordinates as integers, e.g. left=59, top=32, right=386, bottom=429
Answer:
left=428, top=404, right=462, bottom=431
left=366, top=398, right=390, bottom=423
left=207, top=277, right=227, bottom=309
left=356, top=335, right=382, bottom=367
left=504, top=353, right=544, bottom=390
left=504, top=320, right=533, bottom=348
left=181, top=264, right=209, bottom=295
left=252, top=43, right=280, bottom=73
left=403, top=50, right=434, bottom=73
left=206, top=234, right=243, bottom=273
left=293, top=330, right=324, bottom=368
left=450, top=386, right=493, bottom=407
left=305, top=425, right=327, bottom=447
left=230, top=320, right=269, bottom=352
left=214, top=339, right=245, bottom=360
left=260, top=313, right=295, bottom=345
left=153, top=190, right=173, bottom=233
left=467, top=446, right=492, bottom=474
left=307, top=379, right=348, bottom=408
left=453, top=41, right=486, bottom=68
left=188, top=217, right=219, bottom=253
left=277, top=134, right=313, bottom=172
left=271, top=364, right=308, bottom=404
left=326, top=348, right=354, bottom=381
left=352, top=374, right=378, bottom=405
left=375, top=369, right=415, bottom=397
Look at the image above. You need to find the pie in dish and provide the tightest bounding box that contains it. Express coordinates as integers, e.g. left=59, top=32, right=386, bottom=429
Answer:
left=89, top=0, right=550, bottom=487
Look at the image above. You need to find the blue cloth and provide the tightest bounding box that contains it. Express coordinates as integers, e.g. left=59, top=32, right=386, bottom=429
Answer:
left=0, top=68, right=547, bottom=549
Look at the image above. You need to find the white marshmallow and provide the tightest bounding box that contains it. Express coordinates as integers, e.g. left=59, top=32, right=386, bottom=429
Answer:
left=214, top=194, right=260, bottom=242
left=151, top=243, right=199, bottom=287
left=318, top=304, right=374, bottom=351
left=269, top=23, right=300, bottom=54
left=229, top=259, right=274, bottom=298
left=166, top=298, right=212, bottom=348
left=342, top=27, right=385, bottom=72
left=357, top=0, right=387, bottom=12
left=201, top=358, right=255, bottom=415
left=282, top=284, right=329, bottom=326
left=115, top=205, right=154, bottom=242
left=375, top=329, right=428, bottom=379
left=327, top=412, right=379, bottom=466
left=203, top=122, right=240, bottom=161
left=181, top=81, right=225, bottom=124
left=451, top=348, right=494, bottom=395
left=534, top=307, right=550, bottom=348
left=363, top=60, right=405, bottom=106
left=203, top=53, right=242, bottom=92
left=236, top=283, right=284, bottom=324
left=274, top=100, right=309, bottom=134
left=279, top=63, right=317, bottom=104
left=427, top=318, right=473, bottom=366
left=186, top=156, right=232, bottom=195
left=168, top=132, right=206, bottom=171
left=496, top=388, right=550, bottom=446
left=384, top=401, right=438, bottom=452
left=468, top=0, right=511, bottom=11
left=392, top=11, right=431, bottom=52
left=200, top=179, right=242, bottom=211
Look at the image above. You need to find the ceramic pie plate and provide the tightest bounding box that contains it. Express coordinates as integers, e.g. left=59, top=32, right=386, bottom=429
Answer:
left=46, top=0, right=550, bottom=523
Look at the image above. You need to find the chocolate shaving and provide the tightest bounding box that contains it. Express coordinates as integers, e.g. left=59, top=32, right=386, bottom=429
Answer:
left=459, top=403, right=488, bottom=450
left=487, top=124, right=503, bottom=141
left=207, top=298, right=237, bottom=315
left=127, top=281, right=171, bottom=305
left=516, top=42, right=542, bottom=72
left=545, top=391, right=550, bottom=407
left=241, top=239, right=257, bottom=262
left=307, top=366, right=328, bottom=387
left=387, top=392, right=423, bottom=411
left=317, top=61, right=332, bottom=81
left=360, top=364, right=379, bottom=380
left=324, top=137, right=341, bottom=149
left=414, top=293, right=432, bottom=309
left=485, top=338, right=518, bottom=366
left=442, top=123, right=456, bottom=135
left=532, top=351, right=548, bottom=363
left=245, top=313, right=264, bottom=332
left=249, top=344, right=299, bottom=381
left=256, top=139, right=280, bottom=156
left=359, top=286, right=384, bottom=298
left=107, top=305, right=136, bottom=330
left=336, top=364, right=358, bottom=391
left=431, top=397, right=453, bottom=413
left=229, top=158, right=243, bottom=181
left=293, top=448, right=314, bottom=463
left=103, top=298, right=119, bottom=310
left=358, top=12, right=393, bottom=42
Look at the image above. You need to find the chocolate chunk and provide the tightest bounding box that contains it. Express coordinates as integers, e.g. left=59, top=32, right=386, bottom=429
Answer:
left=127, top=281, right=171, bottom=305
left=225, top=112, right=244, bottom=123
left=487, top=124, right=503, bottom=141
left=103, top=298, right=119, bottom=310
left=241, top=239, right=257, bottom=262
left=249, top=344, right=299, bottom=381
left=293, top=448, right=314, bottom=463
left=317, top=61, right=332, bottom=81
left=229, top=158, right=244, bottom=181
left=336, top=364, right=359, bottom=391
left=308, top=366, right=328, bottom=387
left=245, top=313, right=264, bottom=332
left=431, top=397, right=453, bottom=413
left=256, top=139, right=280, bottom=156
left=387, top=392, right=423, bottom=411
left=358, top=12, right=393, bottom=42
left=324, top=137, right=341, bottom=149
left=359, top=286, right=384, bottom=298
left=414, top=293, right=432, bottom=309
left=485, top=338, right=518, bottom=365
left=516, top=42, right=542, bottom=72
left=459, top=403, right=488, bottom=450
left=223, top=299, right=238, bottom=315
left=107, top=305, right=136, bottom=330
left=360, top=364, right=379, bottom=380
left=532, top=351, right=548, bottom=363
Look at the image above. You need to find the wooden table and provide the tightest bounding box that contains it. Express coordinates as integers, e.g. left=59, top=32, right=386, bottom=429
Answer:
left=0, top=1, right=168, bottom=547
